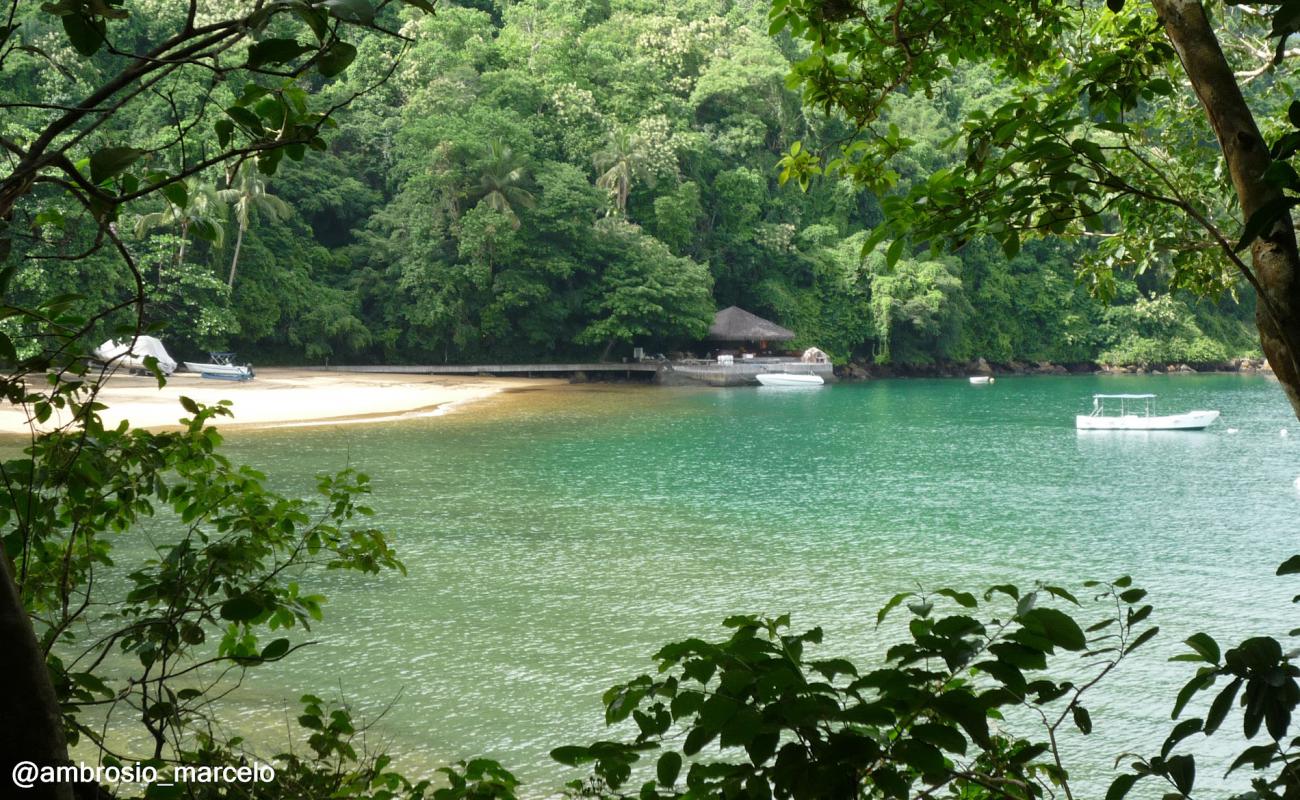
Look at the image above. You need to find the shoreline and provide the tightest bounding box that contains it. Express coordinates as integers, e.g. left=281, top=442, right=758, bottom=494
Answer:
left=0, top=369, right=566, bottom=436
left=0, top=366, right=1275, bottom=437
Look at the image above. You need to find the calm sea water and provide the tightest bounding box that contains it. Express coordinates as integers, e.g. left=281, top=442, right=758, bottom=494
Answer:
left=138, top=376, right=1300, bottom=793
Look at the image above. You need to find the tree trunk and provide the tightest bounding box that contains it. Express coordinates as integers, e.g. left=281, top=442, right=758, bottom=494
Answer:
left=0, top=553, right=73, bottom=800
left=176, top=221, right=189, bottom=268
left=1151, top=0, right=1300, bottom=417
left=227, top=224, right=245, bottom=290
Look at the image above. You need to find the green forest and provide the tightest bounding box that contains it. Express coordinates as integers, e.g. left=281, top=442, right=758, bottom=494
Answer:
left=4, top=0, right=1262, bottom=369
left=8, top=1, right=1300, bottom=800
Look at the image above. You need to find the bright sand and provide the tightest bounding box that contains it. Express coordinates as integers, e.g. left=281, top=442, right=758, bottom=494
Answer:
left=0, top=368, right=564, bottom=434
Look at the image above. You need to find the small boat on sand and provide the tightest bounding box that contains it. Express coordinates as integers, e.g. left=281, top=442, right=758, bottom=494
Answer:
left=182, top=352, right=254, bottom=381
left=969, top=376, right=994, bottom=385
left=756, top=372, right=824, bottom=387
left=1076, top=394, right=1218, bottom=430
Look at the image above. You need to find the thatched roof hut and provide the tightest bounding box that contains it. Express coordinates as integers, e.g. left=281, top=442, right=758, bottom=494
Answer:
left=706, top=306, right=795, bottom=343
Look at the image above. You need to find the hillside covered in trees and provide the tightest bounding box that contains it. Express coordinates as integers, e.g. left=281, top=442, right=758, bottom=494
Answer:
left=6, top=0, right=1261, bottom=368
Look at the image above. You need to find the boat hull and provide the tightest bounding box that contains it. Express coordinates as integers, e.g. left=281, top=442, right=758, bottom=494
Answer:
left=182, top=362, right=254, bottom=381
left=969, top=376, right=993, bottom=385
left=755, top=373, right=824, bottom=387
left=1076, top=410, right=1219, bottom=430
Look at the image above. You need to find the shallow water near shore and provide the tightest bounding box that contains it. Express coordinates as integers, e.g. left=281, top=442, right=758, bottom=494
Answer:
left=117, top=374, right=1300, bottom=793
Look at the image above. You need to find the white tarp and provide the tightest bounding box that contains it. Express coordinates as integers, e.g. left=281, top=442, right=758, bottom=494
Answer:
left=92, top=336, right=176, bottom=375
left=801, top=347, right=829, bottom=364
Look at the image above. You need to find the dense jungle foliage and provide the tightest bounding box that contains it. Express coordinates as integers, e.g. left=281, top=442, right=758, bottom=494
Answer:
left=3, top=0, right=1262, bottom=367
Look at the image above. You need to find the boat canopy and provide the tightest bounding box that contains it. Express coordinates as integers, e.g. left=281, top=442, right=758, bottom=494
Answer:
left=1093, top=393, right=1156, bottom=399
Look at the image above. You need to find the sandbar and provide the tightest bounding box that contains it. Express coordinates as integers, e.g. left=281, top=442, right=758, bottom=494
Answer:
left=0, top=368, right=564, bottom=434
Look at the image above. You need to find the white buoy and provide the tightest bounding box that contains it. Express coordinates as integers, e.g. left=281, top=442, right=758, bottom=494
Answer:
left=1283, top=429, right=1290, bottom=438
left=1227, top=428, right=1239, bottom=434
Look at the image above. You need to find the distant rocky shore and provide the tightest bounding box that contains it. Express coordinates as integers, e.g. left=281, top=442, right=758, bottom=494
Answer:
left=837, top=356, right=1272, bottom=380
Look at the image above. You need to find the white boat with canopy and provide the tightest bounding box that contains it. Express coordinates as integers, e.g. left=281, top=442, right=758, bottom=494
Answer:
left=1076, top=394, right=1219, bottom=430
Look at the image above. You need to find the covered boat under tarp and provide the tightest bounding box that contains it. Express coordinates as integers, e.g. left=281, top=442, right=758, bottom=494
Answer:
left=92, top=336, right=176, bottom=375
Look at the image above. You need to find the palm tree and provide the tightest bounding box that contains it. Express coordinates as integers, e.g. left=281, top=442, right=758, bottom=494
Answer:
left=594, top=129, right=647, bottom=215
left=466, top=139, right=536, bottom=227
left=218, top=165, right=292, bottom=289
left=132, top=177, right=226, bottom=269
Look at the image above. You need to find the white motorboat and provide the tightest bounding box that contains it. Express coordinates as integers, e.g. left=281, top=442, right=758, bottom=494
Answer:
left=756, top=372, right=824, bottom=387
left=1076, top=394, right=1219, bottom=430
left=969, top=376, right=994, bottom=385
left=182, top=352, right=254, bottom=381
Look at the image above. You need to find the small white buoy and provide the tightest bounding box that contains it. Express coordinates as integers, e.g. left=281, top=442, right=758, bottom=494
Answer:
left=1283, top=429, right=1290, bottom=438
left=1227, top=428, right=1239, bottom=434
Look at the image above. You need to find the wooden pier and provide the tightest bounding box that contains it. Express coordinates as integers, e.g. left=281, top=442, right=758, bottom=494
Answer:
left=310, top=359, right=834, bottom=386
left=309, top=363, right=660, bottom=376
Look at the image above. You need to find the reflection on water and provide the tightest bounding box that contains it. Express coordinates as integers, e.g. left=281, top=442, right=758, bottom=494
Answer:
left=85, top=375, right=1300, bottom=795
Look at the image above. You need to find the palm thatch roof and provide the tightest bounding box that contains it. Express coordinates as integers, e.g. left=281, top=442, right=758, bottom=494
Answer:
left=706, top=306, right=795, bottom=342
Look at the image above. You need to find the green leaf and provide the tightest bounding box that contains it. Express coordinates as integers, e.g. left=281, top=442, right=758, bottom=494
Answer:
left=885, top=237, right=905, bottom=269
left=1124, top=626, right=1159, bottom=655
left=656, top=752, right=681, bottom=787
left=1161, top=717, right=1202, bottom=758
left=1183, top=632, right=1220, bottom=664
left=1228, top=743, right=1278, bottom=774
left=1172, top=671, right=1215, bottom=719
left=1105, top=773, right=1138, bottom=800
left=1020, top=607, right=1087, bottom=651
left=214, top=118, right=235, bottom=147
left=912, top=723, right=966, bottom=754
left=1204, top=678, right=1241, bottom=735
left=160, top=181, right=187, bottom=209
left=895, top=739, right=945, bottom=774
left=225, top=106, right=265, bottom=136
left=1235, top=198, right=1293, bottom=252
left=876, top=592, right=914, bottom=626
left=550, top=746, right=592, bottom=766
left=317, top=41, right=358, bottom=77
left=1276, top=555, right=1300, bottom=575
left=89, top=147, right=145, bottom=185
left=247, top=38, right=314, bottom=69
left=936, top=588, right=977, bottom=608
left=220, top=595, right=263, bottom=622
left=261, top=638, right=290, bottom=660
left=62, top=13, right=105, bottom=55
left=321, top=0, right=374, bottom=23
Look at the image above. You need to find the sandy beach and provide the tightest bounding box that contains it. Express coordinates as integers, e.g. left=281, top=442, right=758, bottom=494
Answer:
left=0, top=369, right=563, bottom=434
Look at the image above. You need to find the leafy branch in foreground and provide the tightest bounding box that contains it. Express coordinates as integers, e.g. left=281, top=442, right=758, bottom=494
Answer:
left=7, top=398, right=406, bottom=775
left=1109, top=556, right=1300, bottom=800
left=0, top=3, right=432, bottom=795
left=550, top=579, right=1154, bottom=800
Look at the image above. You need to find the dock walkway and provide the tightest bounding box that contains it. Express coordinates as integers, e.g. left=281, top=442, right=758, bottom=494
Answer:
left=310, top=359, right=835, bottom=386
left=309, top=363, right=658, bottom=375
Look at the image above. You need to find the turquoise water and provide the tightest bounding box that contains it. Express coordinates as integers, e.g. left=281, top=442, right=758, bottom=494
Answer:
left=200, top=375, right=1295, bottom=792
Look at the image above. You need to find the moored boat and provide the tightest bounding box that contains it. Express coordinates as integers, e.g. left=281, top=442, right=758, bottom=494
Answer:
left=182, top=352, right=254, bottom=381
left=1076, top=394, right=1219, bottom=430
left=969, top=376, right=994, bottom=385
left=755, top=372, right=824, bottom=387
